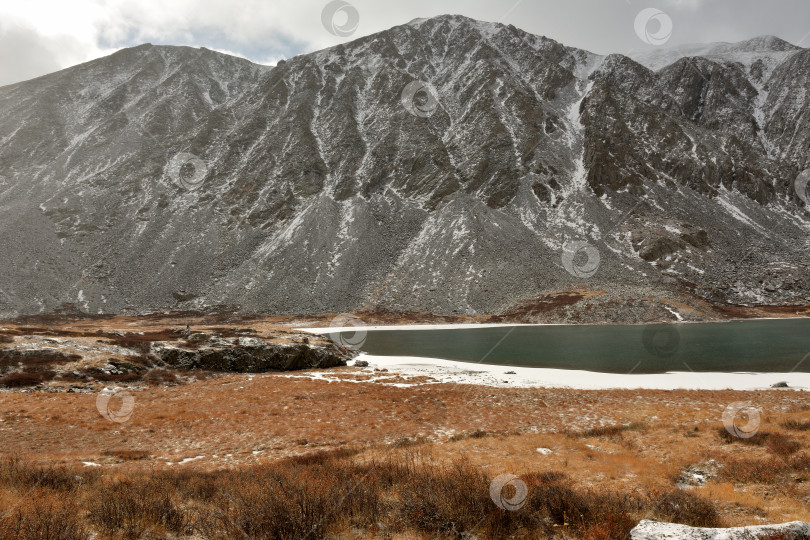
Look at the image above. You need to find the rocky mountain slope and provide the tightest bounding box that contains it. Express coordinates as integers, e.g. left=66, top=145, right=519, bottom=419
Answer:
left=0, top=15, right=808, bottom=319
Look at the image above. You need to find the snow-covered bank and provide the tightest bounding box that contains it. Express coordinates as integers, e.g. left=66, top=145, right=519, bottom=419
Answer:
left=299, top=317, right=810, bottom=333
left=352, top=353, right=810, bottom=391
left=300, top=322, right=552, bottom=332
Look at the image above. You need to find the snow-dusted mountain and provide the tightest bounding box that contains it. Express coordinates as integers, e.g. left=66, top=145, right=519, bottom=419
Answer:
left=630, top=35, right=801, bottom=72
left=0, top=15, right=808, bottom=320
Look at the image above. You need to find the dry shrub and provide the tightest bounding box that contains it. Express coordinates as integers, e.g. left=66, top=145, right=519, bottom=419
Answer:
left=397, top=459, right=493, bottom=536
left=719, top=457, right=789, bottom=483
left=651, top=489, right=721, bottom=527
left=448, top=429, right=490, bottom=442
left=204, top=463, right=381, bottom=539
left=716, top=426, right=771, bottom=446
left=143, top=369, right=178, bottom=385
left=522, top=473, right=645, bottom=536
left=0, top=454, right=726, bottom=539
left=766, top=436, right=803, bottom=458
left=580, top=513, right=639, bottom=540
left=53, top=371, right=90, bottom=382
left=284, top=446, right=362, bottom=466
left=87, top=477, right=191, bottom=538
left=0, top=370, right=55, bottom=388
left=781, top=419, right=810, bottom=432
left=789, top=454, right=810, bottom=471
left=0, top=490, right=87, bottom=540
left=102, top=450, right=151, bottom=461
left=391, top=436, right=425, bottom=448
left=0, top=458, right=84, bottom=493
left=716, top=427, right=803, bottom=457
left=169, top=469, right=221, bottom=502
left=574, top=422, right=647, bottom=439
left=0, top=350, right=81, bottom=368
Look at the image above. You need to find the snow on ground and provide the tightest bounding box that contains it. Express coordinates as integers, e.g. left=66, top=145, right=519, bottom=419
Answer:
left=351, top=353, right=810, bottom=391
left=301, top=318, right=810, bottom=334
left=167, top=455, right=205, bottom=466
left=662, top=305, right=684, bottom=321
left=301, top=322, right=556, bottom=332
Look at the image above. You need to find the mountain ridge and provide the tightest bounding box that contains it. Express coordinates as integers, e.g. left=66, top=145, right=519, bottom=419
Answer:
left=0, top=15, right=808, bottom=321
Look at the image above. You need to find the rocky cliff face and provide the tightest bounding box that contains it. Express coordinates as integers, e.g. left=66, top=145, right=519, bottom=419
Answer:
left=155, top=335, right=353, bottom=372
left=0, top=15, right=808, bottom=318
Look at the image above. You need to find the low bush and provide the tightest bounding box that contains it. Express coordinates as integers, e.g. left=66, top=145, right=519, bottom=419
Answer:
left=143, top=369, right=178, bottom=385
left=0, top=350, right=81, bottom=369
left=0, top=453, right=724, bottom=539
left=87, top=477, right=191, bottom=537
left=102, top=449, right=151, bottom=461
left=718, top=457, right=789, bottom=483
left=766, top=436, right=803, bottom=457
left=781, top=419, right=810, bottom=432
left=652, top=489, right=721, bottom=527
left=0, top=457, right=84, bottom=492
left=0, top=370, right=56, bottom=388
left=0, top=490, right=88, bottom=540
left=573, top=422, right=647, bottom=439
left=715, top=427, right=803, bottom=457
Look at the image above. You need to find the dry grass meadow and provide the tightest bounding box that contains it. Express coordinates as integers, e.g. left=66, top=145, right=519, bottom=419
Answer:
left=1, top=366, right=809, bottom=538
left=0, top=313, right=809, bottom=538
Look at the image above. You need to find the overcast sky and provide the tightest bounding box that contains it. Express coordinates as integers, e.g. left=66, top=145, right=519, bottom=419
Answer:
left=1, top=0, right=809, bottom=87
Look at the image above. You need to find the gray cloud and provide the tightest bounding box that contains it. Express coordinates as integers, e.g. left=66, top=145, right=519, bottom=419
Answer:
left=0, top=21, right=93, bottom=86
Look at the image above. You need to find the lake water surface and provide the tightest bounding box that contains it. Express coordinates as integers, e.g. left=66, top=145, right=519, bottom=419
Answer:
left=351, top=318, right=810, bottom=374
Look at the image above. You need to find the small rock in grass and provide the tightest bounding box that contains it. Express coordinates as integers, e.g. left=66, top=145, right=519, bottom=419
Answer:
left=354, top=360, right=369, bottom=367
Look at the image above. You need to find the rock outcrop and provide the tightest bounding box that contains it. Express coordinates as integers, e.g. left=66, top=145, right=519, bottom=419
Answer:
left=630, top=519, right=810, bottom=539
left=154, top=335, right=355, bottom=372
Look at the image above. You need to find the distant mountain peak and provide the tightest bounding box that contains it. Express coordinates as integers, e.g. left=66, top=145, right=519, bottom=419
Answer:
left=727, top=35, right=802, bottom=52
left=406, top=17, right=429, bottom=26
left=630, top=34, right=803, bottom=71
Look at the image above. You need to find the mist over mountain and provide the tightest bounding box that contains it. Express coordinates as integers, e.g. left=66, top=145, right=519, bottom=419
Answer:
left=0, top=14, right=808, bottom=320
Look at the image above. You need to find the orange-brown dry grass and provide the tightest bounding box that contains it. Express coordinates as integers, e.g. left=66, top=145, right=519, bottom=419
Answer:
left=0, top=370, right=808, bottom=532
left=0, top=452, right=722, bottom=540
